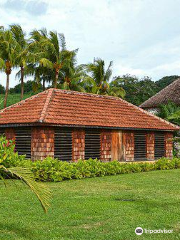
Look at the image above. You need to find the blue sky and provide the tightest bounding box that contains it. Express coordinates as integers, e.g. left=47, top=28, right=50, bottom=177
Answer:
left=1, top=0, right=180, bottom=87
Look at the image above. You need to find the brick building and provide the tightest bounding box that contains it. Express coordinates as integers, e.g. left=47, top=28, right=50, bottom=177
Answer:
left=0, top=88, right=179, bottom=161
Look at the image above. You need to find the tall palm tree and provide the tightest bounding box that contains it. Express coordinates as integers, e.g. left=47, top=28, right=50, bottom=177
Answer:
left=59, top=64, right=86, bottom=92
left=31, top=29, right=73, bottom=88
left=24, top=63, right=52, bottom=91
left=58, top=50, right=86, bottom=92
left=0, top=28, right=17, bottom=108
left=10, top=24, right=30, bottom=100
left=85, top=58, right=125, bottom=97
left=109, top=78, right=126, bottom=98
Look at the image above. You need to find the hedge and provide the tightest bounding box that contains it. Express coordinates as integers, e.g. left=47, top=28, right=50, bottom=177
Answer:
left=20, top=157, right=180, bottom=182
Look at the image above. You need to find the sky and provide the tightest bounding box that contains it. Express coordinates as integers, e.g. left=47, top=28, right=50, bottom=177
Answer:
left=1, top=0, right=180, bottom=87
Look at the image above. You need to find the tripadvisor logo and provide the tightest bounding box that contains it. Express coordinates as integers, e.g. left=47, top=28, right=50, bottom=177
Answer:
left=135, top=227, right=143, bottom=235
left=135, top=227, right=173, bottom=235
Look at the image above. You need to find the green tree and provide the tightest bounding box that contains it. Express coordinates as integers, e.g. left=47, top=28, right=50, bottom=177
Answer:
left=0, top=28, right=17, bottom=108
left=111, top=74, right=157, bottom=105
left=58, top=51, right=86, bottom=92
left=0, top=84, right=5, bottom=94
left=85, top=58, right=125, bottom=97
left=31, top=29, right=74, bottom=88
left=158, top=101, right=180, bottom=125
left=10, top=24, right=32, bottom=100
left=155, top=75, right=179, bottom=92
left=168, top=111, right=180, bottom=125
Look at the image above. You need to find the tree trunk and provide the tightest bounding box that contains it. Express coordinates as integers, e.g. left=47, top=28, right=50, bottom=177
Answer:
left=43, top=79, right=45, bottom=91
left=54, top=70, right=59, bottom=88
left=20, top=66, right=24, bottom=100
left=4, top=73, right=10, bottom=108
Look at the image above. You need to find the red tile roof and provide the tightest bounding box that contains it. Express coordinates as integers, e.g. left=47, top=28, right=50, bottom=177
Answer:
left=0, top=88, right=179, bottom=131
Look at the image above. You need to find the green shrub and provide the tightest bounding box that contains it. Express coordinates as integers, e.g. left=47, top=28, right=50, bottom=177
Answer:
left=29, top=158, right=180, bottom=182
left=154, top=158, right=177, bottom=170
left=0, top=135, right=26, bottom=168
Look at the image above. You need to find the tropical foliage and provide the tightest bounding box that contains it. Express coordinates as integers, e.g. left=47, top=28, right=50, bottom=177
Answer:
left=0, top=25, right=128, bottom=107
left=158, top=101, right=180, bottom=125
left=6, top=153, right=180, bottom=182
left=84, top=58, right=125, bottom=98
left=0, top=136, right=51, bottom=212
left=0, top=27, right=17, bottom=108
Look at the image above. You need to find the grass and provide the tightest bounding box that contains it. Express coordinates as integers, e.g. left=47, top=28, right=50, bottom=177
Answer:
left=0, top=170, right=180, bottom=240
left=0, top=93, right=34, bottom=110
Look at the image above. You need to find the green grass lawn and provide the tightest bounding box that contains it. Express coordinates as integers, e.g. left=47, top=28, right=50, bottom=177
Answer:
left=0, top=93, right=33, bottom=110
left=0, top=169, right=180, bottom=240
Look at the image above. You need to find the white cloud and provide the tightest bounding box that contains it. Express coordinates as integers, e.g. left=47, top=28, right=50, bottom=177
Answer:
left=1, top=0, right=180, bottom=87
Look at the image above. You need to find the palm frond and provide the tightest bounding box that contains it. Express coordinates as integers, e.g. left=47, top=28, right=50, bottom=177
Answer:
left=58, top=33, right=66, bottom=50
left=2, top=166, right=51, bottom=213
left=39, top=58, right=54, bottom=69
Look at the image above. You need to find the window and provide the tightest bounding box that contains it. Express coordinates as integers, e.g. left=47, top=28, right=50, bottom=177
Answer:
left=85, top=129, right=101, bottom=160
left=154, top=132, right=165, bottom=159
left=134, top=131, right=147, bottom=161
left=54, top=128, right=72, bottom=161
left=15, top=128, right=31, bottom=158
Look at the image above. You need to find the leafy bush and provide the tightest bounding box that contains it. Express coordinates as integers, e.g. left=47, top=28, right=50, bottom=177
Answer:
left=30, top=157, right=180, bottom=182
left=0, top=135, right=26, bottom=168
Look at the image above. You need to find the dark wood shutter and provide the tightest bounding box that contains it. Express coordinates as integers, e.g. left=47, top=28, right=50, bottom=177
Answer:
left=85, top=129, right=101, bottom=160
left=134, top=131, right=147, bottom=161
left=54, top=128, right=72, bottom=161
left=15, top=128, right=31, bottom=159
left=154, top=132, right=165, bottom=159
left=0, top=128, right=4, bottom=136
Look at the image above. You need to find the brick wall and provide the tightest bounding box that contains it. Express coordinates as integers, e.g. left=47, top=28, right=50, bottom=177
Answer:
left=100, top=131, right=112, bottom=161
left=2, top=127, right=175, bottom=162
left=31, top=127, right=54, bottom=160
left=165, top=132, right=173, bottom=158
left=72, top=129, right=85, bottom=161
left=146, top=132, right=155, bottom=160
left=123, top=132, right=134, bottom=161
left=5, top=128, right=15, bottom=140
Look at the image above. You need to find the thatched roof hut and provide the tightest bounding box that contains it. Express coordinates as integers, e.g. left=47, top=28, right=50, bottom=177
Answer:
left=140, top=78, right=180, bottom=109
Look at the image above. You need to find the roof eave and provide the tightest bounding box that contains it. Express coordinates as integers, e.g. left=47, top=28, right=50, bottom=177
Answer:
left=0, top=122, right=178, bottom=132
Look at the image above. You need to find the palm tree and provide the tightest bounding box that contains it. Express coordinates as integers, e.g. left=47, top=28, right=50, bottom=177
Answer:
left=0, top=28, right=17, bottom=108
left=10, top=24, right=30, bottom=100
left=109, top=78, right=126, bottom=98
left=31, top=29, right=73, bottom=88
left=24, top=63, right=52, bottom=91
left=58, top=50, right=86, bottom=92
left=59, top=65, right=86, bottom=92
left=85, top=58, right=125, bottom=97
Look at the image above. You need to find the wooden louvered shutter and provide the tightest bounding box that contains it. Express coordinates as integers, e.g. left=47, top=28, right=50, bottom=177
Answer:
left=0, top=128, right=4, bottom=136
left=15, top=128, right=31, bottom=159
left=85, top=129, right=101, bottom=160
left=134, top=131, right=147, bottom=161
left=154, top=132, right=165, bottom=159
left=54, top=128, right=72, bottom=161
